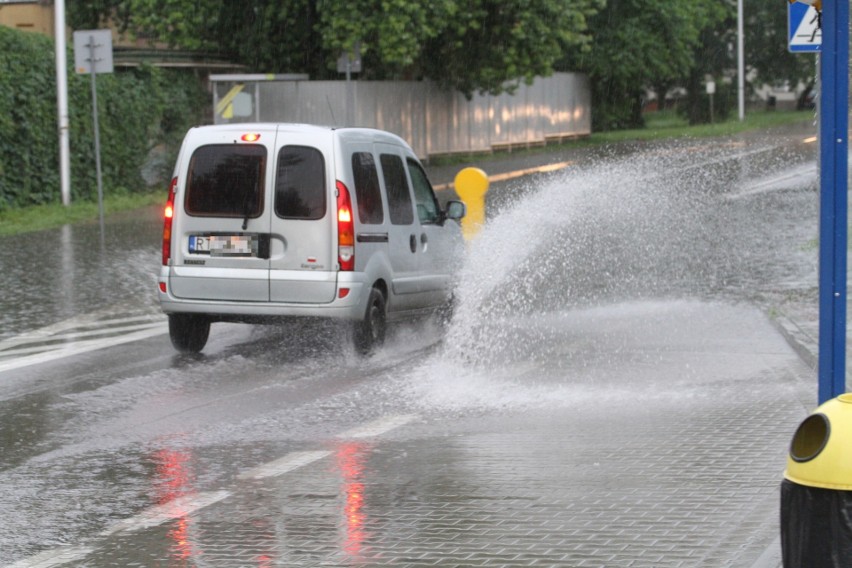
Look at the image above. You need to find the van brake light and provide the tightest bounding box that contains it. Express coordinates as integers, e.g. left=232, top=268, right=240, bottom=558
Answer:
left=162, top=177, right=177, bottom=266
left=336, top=180, right=355, bottom=271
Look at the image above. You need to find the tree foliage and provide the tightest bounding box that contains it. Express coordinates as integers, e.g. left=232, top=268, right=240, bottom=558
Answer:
left=561, top=0, right=731, bottom=130
left=0, top=26, right=206, bottom=209
left=70, top=0, right=603, bottom=97
left=745, top=0, right=817, bottom=109
left=678, top=5, right=736, bottom=125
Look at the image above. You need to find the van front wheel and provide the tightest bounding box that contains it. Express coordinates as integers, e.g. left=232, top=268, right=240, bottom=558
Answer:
left=353, top=289, right=386, bottom=355
left=169, top=314, right=211, bottom=353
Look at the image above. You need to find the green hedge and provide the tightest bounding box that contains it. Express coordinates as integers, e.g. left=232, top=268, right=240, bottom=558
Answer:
left=0, top=26, right=207, bottom=210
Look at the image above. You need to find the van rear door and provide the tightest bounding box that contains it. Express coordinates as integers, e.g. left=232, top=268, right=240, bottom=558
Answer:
left=267, top=127, right=337, bottom=303
left=169, top=127, right=274, bottom=302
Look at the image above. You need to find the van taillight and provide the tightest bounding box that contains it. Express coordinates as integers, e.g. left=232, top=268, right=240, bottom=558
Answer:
left=336, top=180, right=355, bottom=271
left=162, top=177, right=177, bottom=266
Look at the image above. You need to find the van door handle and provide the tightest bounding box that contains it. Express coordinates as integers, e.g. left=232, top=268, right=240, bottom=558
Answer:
left=409, top=234, right=417, bottom=253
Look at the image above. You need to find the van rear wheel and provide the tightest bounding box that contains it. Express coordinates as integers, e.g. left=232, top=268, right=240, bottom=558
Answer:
left=353, top=289, right=386, bottom=355
left=436, top=293, right=456, bottom=328
left=168, top=314, right=210, bottom=353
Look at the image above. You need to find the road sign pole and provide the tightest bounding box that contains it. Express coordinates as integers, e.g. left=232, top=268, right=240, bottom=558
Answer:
left=88, top=35, right=105, bottom=239
left=817, top=0, right=849, bottom=403
left=73, top=30, right=112, bottom=242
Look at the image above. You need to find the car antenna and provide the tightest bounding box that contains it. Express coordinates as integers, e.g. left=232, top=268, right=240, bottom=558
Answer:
left=326, top=95, right=336, bottom=124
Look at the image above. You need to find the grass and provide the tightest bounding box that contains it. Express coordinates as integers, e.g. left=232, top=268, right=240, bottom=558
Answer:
left=0, top=191, right=165, bottom=237
left=0, top=109, right=815, bottom=237
left=606, top=108, right=815, bottom=142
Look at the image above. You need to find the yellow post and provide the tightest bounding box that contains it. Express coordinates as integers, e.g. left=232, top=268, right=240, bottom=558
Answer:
left=454, top=167, right=490, bottom=240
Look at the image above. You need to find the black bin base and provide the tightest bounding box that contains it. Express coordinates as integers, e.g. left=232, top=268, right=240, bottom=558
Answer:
left=781, top=479, right=852, bottom=567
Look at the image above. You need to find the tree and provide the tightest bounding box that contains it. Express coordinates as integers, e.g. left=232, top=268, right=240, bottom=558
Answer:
left=679, top=13, right=736, bottom=125
left=561, top=0, right=729, bottom=131
left=71, top=0, right=603, bottom=97
left=745, top=0, right=817, bottom=109
left=418, top=0, right=603, bottom=96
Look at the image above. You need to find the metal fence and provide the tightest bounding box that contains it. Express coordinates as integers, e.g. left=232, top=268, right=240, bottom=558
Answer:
left=211, top=73, right=591, bottom=159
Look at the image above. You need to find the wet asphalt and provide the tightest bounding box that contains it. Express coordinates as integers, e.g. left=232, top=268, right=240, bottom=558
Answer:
left=0, top=121, right=833, bottom=567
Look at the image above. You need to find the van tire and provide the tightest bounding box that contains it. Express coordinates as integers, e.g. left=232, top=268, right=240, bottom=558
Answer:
left=169, top=314, right=211, bottom=353
left=353, top=288, right=386, bottom=355
left=436, top=293, right=456, bottom=328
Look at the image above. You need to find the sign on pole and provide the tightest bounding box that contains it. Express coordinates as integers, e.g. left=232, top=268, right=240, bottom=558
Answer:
left=73, top=30, right=113, bottom=241
left=336, top=42, right=362, bottom=76
left=73, top=30, right=113, bottom=74
left=788, top=2, right=822, bottom=52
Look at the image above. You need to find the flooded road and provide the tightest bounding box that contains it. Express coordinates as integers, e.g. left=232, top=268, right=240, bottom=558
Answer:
left=0, top=126, right=823, bottom=567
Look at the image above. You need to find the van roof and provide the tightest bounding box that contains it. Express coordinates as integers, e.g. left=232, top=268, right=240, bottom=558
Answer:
left=189, top=123, right=411, bottom=148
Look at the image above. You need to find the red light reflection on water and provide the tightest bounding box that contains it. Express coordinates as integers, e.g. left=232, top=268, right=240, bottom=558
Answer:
left=336, top=442, right=371, bottom=558
left=152, top=447, right=198, bottom=565
left=150, top=445, right=278, bottom=567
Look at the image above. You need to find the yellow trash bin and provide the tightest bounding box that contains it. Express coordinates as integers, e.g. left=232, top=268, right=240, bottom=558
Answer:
left=781, top=393, right=852, bottom=567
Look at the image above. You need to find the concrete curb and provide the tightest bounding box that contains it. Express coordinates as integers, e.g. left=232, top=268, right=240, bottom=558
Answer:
left=770, top=312, right=818, bottom=371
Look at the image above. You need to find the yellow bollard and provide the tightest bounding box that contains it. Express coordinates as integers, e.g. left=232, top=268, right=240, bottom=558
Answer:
left=454, top=167, right=490, bottom=240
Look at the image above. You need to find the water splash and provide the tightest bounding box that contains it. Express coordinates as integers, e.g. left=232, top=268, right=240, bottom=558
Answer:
left=409, top=137, right=816, bottom=410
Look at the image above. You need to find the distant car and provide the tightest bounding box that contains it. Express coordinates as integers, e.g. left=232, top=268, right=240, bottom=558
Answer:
left=158, top=123, right=466, bottom=354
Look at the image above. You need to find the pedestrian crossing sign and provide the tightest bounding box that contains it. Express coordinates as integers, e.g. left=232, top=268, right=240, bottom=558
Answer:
left=788, top=2, right=822, bottom=52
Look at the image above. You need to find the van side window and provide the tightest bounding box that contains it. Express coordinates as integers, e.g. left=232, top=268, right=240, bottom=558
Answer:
left=352, top=152, right=384, bottom=225
left=407, top=159, right=440, bottom=224
left=186, top=145, right=265, bottom=217
left=275, top=146, right=326, bottom=220
left=380, top=154, right=414, bottom=225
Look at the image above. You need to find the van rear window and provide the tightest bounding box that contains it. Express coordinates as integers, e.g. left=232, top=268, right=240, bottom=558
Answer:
left=185, top=145, right=266, bottom=217
left=275, top=146, right=326, bottom=220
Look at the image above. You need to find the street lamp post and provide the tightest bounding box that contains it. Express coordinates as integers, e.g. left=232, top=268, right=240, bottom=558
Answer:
left=54, top=0, right=71, bottom=205
left=737, top=0, right=745, bottom=121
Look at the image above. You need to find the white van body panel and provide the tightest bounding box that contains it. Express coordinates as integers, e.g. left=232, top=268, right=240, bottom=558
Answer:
left=159, top=123, right=464, bottom=332
left=169, top=125, right=277, bottom=302
left=268, top=124, right=337, bottom=303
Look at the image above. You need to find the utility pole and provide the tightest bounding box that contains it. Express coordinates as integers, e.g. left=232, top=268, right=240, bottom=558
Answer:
left=737, top=0, right=745, bottom=121
left=816, top=0, right=849, bottom=403
left=54, top=0, right=71, bottom=205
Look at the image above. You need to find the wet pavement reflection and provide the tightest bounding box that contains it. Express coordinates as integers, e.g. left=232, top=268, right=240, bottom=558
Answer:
left=0, top=205, right=163, bottom=342
left=0, top=125, right=827, bottom=567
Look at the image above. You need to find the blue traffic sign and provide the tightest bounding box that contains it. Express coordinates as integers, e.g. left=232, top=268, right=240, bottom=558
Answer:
left=789, top=2, right=822, bottom=52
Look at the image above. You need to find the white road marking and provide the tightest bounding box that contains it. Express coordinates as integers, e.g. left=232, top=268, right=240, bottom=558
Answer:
left=238, top=450, right=332, bottom=481
left=0, top=322, right=165, bottom=358
left=100, top=490, right=232, bottom=536
left=4, top=546, right=94, bottom=568
left=0, top=323, right=168, bottom=374
left=337, top=413, right=419, bottom=438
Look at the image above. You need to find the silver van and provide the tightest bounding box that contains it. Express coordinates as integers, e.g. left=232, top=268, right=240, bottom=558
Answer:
left=157, top=123, right=466, bottom=354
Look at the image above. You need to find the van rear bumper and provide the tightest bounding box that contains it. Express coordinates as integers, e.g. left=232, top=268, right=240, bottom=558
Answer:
left=157, top=271, right=368, bottom=321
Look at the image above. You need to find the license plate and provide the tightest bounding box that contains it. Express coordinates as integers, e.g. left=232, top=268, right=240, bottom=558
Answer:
left=189, top=235, right=258, bottom=257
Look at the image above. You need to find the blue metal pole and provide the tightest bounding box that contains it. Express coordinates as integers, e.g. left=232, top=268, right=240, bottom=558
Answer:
left=817, top=0, right=849, bottom=404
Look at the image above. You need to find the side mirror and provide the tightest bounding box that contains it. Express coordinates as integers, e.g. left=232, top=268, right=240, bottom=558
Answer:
left=445, top=200, right=467, bottom=221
